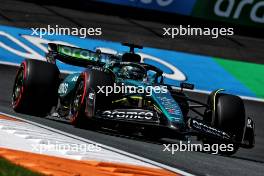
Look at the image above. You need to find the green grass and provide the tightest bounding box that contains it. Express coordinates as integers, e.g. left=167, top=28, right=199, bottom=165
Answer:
left=0, top=157, right=42, bottom=176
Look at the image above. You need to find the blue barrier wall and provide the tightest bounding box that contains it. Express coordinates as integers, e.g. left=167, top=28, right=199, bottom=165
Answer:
left=0, top=25, right=257, bottom=98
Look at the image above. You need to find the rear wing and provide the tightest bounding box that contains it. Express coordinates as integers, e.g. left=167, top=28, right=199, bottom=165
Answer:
left=47, top=43, right=115, bottom=67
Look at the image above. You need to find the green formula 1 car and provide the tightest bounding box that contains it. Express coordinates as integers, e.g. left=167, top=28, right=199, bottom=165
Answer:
left=12, top=43, right=255, bottom=155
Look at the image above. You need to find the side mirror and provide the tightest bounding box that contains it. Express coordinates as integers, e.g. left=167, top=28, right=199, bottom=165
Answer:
left=180, top=82, right=194, bottom=90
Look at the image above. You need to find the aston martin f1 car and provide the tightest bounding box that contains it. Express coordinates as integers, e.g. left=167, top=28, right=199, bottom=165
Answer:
left=12, top=43, right=255, bottom=155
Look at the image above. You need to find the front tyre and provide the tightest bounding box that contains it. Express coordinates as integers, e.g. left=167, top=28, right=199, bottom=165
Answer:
left=203, top=93, right=246, bottom=155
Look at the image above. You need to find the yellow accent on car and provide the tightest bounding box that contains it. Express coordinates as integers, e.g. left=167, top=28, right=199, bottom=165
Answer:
left=213, top=89, right=225, bottom=112
left=112, top=98, right=127, bottom=103
left=130, top=96, right=143, bottom=99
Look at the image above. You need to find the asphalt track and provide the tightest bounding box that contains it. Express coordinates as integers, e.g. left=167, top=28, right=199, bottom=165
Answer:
left=0, top=1, right=264, bottom=176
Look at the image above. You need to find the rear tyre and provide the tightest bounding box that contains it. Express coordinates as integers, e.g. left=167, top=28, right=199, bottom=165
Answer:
left=12, top=59, right=59, bottom=116
left=203, top=94, right=246, bottom=155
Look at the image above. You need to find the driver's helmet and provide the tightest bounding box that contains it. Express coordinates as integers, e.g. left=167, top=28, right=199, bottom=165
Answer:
left=120, top=65, right=145, bottom=80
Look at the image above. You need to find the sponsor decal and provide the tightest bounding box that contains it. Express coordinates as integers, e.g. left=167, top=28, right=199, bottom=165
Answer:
left=91, top=66, right=104, bottom=72
left=101, top=109, right=157, bottom=121
left=71, top=76, right=79, bottom=82
left=155, top=94, right=182, bottom=117
left=58, top=45, right=99, bottom=61
left=58, top=83, right=68, bottom=94
left=213, top=0, right=264, bottom=24
left=98, top=0, right=264, bottom=27
left=97, top=0, right=197, bottom=15
left=189, top=119, right=230, bottom=139
left=192, top=0, right=264, bottom=27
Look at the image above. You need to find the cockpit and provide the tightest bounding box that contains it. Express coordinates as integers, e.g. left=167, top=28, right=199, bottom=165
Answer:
left=109, top=62, right=164, bottom=84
